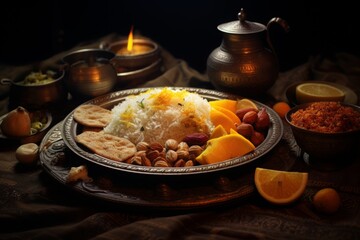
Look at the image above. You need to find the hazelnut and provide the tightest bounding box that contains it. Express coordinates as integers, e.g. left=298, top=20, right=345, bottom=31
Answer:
left=165, top=139, right=178, bottom=151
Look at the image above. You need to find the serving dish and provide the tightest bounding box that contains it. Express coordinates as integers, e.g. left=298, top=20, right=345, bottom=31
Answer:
left=40, top=121, right=294, bottom=209
left=285, top=102, right=360, bottom=171
left=61, top=87, right=283, bottom=176
left=285, top=81, right=358, bottom=106
left=1, top=67, right=67, bottom=110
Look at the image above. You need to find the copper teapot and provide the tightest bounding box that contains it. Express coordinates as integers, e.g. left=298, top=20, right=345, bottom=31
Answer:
left=207, top=9, right=289, bottom=97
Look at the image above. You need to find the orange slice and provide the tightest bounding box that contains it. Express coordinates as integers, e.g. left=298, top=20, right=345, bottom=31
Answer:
left=254, top=168, right=308, bottom=205
left=196, top=133, right=255, bottom=164
left=210, top=124, right=228, bottom=139
left=236, top=98, right=258, bottom=111
left=212, top=105, right=241, bottom=126
left=209, top=99, right=237, bottom=113
left=295, top=83, right=345, bottom=104
left=210, top=107, right=238, bottom=133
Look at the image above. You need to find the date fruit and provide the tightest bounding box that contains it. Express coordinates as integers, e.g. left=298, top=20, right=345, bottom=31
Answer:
left=236, top=107, right=258, bottom=121
left=242, top=111, right=258, bottom=124
left=182, top=132, right=209, bottom=146
left=255, top=108, right=270, bottom=131
left=236, top=123, right=254, bottom=139
left=251, top=131, right=265, bottom=146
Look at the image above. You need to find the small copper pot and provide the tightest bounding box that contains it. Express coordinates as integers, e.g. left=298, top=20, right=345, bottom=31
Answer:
left=62, top=49, right=118, bottom=98
left=1, top=68, right=67, bottom=110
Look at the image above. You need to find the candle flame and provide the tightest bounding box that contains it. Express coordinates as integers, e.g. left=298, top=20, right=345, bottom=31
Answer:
left=127, top=26, right=134, bottom=52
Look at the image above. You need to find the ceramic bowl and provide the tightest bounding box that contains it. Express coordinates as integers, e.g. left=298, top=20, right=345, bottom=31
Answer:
left=285, top=102, right=360, bottom=170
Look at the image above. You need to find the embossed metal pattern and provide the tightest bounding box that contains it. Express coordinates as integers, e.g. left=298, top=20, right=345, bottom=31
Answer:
left=61, top=87, right=283, bottom=176
left=40, top=122, right=296, bottom=209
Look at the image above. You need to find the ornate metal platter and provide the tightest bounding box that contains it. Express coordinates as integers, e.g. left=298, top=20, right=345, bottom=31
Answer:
left=40, top=121, right=294, bottom=209
left=61, top=87, right=283, bottom=176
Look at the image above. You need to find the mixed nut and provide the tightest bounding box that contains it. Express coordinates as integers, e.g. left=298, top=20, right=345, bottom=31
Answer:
left=126, top=134, right=208, bottom=167
left=125, top=106, right=271, bottom=167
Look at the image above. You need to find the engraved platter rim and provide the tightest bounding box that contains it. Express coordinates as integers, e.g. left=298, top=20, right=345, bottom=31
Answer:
left=60, top=87, right=283, bottom=176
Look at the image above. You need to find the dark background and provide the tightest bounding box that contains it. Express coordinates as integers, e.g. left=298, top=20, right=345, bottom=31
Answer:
left=1, top=0, right=359, bottom=73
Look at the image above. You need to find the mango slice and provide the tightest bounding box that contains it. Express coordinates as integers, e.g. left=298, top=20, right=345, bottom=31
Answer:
left=196, top=133, right=255, bottom=164
left=209, top=99, right=238, bottom=113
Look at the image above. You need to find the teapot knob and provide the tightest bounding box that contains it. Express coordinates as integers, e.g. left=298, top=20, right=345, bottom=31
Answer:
left=238, top=8, right=246, bottom=22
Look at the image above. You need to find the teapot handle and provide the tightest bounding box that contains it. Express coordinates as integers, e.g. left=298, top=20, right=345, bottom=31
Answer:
left=266, top=17, right=290, bottom=61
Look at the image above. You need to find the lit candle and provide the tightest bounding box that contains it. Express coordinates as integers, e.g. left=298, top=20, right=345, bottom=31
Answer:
left=116, top=44, right=154, bottom=56
left=116, top=26, right=154, bottom=56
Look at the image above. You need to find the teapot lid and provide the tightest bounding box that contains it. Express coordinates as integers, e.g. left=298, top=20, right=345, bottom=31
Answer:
left=217, top=9, right=266, bottom=34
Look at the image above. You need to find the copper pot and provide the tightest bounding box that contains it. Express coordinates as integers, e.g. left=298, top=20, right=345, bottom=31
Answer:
left=207, top=9, right=289, bottom=97
left=1, top=68, right=67, bottom=110
left=62, top=49, right=118, bottom=98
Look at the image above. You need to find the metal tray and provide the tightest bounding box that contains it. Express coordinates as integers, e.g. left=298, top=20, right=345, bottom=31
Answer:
left=61, top=87, right=283, bottom=176
left=40, top=121, right=294, bottom=210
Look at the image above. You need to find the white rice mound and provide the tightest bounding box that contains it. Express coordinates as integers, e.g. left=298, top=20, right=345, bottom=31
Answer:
left=103, top=88, right=214, bottom=146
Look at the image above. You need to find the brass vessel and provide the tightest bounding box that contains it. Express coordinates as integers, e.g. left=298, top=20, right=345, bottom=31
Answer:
left=207, top=9, right=289, bottom=97
left=62, top=49, right=118, bottom=98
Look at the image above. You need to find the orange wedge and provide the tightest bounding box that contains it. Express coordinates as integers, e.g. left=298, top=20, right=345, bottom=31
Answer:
left=229, top=128, right=239, bottom=135
left=196, top=133, right=255, bottom=164
left=236, top=98, right=258, bottom=111
left=209, top=99, right=237, bottom=113
left=210, top=124, right=228, bottom=139
left=210, top=107, right=238, bottom=133
left=254, top=168, right=308, bottom=205
left=212, top=105, right=241, bottom=126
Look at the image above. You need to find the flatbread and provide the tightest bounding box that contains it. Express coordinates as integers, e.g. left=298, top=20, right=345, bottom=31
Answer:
left=76, top=131, right=136, bottom=162
left=73, top=104, right=112, bottom=128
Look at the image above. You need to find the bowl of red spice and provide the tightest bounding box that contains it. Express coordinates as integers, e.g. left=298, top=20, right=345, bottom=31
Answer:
left=285, top=102, right=360, bottom=169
